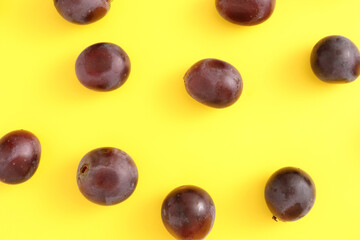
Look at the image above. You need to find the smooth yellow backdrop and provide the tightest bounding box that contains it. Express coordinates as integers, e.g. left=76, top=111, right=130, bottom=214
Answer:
left=0, top=0, right=359, bottom=239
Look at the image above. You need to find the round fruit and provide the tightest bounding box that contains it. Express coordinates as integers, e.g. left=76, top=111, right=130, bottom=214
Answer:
left=264, top=167, right=316, bottom=222
left=161, top=185, right=215, bottom=240
left=311, top=35, right=360, bottom=83
left=76, top=147, right=138, bottom=205
left=75, top=43, right=131, bottom=91
left=54, top=0, right=111, bottom=24
left=215, top=0, right=276, bottom=26
left=184, top=58, right=243, bottom=108
left=0, top=130, right=41, bottom=184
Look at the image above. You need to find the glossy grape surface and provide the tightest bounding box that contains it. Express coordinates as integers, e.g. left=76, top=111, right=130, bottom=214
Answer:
left=75, top=43, right=131, bottom=91
left=77, top=147, right=138, bottom=205
left=311, top=35, right=360, bottom=83
left=0, top=130, right=41, bottom=184
left=215, top=0, right=276, bottom=26
left=54, top=0, right=111, bottom=24
left=161, top=185, right=215, bottom=240
left=264, top=167, right=316, bottom=222
left=184, top=58, right=243, bottom=108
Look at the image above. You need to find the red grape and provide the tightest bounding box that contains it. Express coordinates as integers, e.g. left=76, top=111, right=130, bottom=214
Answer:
left=0, top=130, right=41, bottom=184
left=184, top=58, right=243, bottom=108
left=77, top=147, right=138, bottom=205
left=161, top=185, right=215, bottom=240
left=264, top=167, right=316, bottom=222
left=75, top=43, right=131, bottom=91
left=216, top=0, right=276, bottom=26
left=54, top=0, right=111, bottom=24
left=311, top=35, right=360, bottom=83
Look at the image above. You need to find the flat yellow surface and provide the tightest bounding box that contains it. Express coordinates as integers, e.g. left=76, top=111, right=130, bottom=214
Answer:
left=0, top=0, right=359, bottom=239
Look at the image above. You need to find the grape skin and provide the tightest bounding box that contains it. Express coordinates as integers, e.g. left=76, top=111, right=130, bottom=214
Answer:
left=0, top=130, right=41, bottom=184
left=77, top=147, right=138, bottom=206
left=184, top=58, right=243, bottom=108
left=215, top=0, right=276, bottom=26
left=54, top=0, right=111, bottom=24
left=75, top=43, right=131, bottom=91
left=161, top=185, right=215, bottom=240
left=311, top=35, right=360, bottom=83
left=264, top=167, right=316, bottom=222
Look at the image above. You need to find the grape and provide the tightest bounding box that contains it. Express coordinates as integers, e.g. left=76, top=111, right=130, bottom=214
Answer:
left=76, top=147, right=138, bottom=205
left=310, top=35, right=360, bottom=83
left=215, top=0, right=276, bottom=26
left=75, top=43, right=131, bottom=91
left=161, top=185, right=215, bottom=240
left=184, top=58, right=243, bottom=108
left=264, top=167, right=316, bottom=222
left=0, top=130, right=41, bottom=184
left=53, top=0, right=111, bottom=24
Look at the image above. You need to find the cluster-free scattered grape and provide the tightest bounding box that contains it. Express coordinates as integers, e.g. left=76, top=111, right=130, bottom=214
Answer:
left=2, top=1, right=359, bottom=240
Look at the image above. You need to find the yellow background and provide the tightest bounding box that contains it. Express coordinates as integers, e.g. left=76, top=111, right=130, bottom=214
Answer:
left=0, top=0, right=359, bottom=239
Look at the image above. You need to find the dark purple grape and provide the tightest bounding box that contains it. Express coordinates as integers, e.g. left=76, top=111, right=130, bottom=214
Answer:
left=215, top=0, right=276, bottom=26
left=184, top=59, right=243, bottom=108
left=264, top=167, right=316, bottom=222
left=54, top=0, right=111, bottom=24
left=75, top=43, right=131, bottom=91
left=0, top=130, right=41, bottom=184
left=310, top=35, right=360, bottom=83
left=76, top=147, right=138, bottom=205
left=161, top=185, right=215, bottom=240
